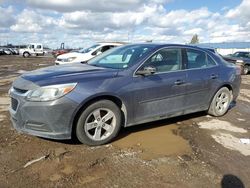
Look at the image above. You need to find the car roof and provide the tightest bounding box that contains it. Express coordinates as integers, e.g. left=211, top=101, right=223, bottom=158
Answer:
left=98, top=42, right=125, bottom=46
left=123, top=43, right=210, bottom=51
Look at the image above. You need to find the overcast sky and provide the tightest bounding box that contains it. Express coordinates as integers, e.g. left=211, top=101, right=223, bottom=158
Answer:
left=0, top=0, right=249, bottom=48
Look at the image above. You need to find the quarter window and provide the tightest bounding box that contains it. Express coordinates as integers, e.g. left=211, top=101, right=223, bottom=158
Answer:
left=207, top=55, right=216, bottom=67
left=142, top=48, right=182, bottom=73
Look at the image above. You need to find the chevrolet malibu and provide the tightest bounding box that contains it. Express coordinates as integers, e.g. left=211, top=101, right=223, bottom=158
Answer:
left=9, top=44, right=241, bottom=145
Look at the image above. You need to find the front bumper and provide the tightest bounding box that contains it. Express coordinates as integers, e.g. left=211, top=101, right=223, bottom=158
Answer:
left=9, top=87, right=79, bottom=140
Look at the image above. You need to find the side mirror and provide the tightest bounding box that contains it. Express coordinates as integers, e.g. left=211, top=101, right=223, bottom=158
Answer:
left=136, top=66, right=156, bottom=76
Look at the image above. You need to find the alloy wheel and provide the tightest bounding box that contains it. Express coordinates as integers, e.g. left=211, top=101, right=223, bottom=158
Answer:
left=84, top=108, right=117, bottom=141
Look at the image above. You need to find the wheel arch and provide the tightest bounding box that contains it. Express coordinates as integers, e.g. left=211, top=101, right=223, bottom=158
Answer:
left=209, top=83, right=233, bottom=106
left=71, top=95, right=127, bottom=139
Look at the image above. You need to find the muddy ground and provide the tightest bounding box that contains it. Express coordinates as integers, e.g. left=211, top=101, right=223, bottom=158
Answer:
left=0, top=55, right=249, bottom=188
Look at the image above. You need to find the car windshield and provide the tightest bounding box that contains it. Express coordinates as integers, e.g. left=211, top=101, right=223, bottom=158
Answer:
left=87, top=44, right=156, bottom=69
left=79, top=44, right=100, bottom=53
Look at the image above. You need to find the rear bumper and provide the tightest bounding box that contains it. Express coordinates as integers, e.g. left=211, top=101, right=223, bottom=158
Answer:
left=232, top=75, right=241, bottom=101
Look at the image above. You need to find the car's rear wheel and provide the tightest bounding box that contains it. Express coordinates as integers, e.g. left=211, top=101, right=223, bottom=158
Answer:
left=243, top=65, right=249, bottom=75
left=75, top=100, right=122, bottom=146
left=208, top=87, right=232, bottom=116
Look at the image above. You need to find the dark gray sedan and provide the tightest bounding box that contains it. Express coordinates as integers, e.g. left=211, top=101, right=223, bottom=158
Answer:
left=9, top=44, right=241, bottom=145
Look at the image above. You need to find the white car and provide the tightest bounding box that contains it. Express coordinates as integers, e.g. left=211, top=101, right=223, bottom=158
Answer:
left=55, top=42, right=123, bottom=65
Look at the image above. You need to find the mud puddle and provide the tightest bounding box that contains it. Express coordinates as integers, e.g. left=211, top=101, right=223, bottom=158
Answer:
left=113, top=124, right=191, bottom=160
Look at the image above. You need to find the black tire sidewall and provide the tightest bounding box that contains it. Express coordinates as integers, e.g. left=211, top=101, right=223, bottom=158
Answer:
left=76, top=100, right=122, bottom=146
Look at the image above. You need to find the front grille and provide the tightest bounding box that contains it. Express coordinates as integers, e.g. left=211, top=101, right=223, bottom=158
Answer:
left=57, top=58, right=62, bottom=62
left=11, top=98, right=18, bottom=111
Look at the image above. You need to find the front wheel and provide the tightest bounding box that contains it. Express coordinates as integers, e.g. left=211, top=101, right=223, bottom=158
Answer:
left=23, top=52, right=30, bottom=58
left=75, top=100, right=122, bottom=146
left=208, top=87, right=232, bottom=116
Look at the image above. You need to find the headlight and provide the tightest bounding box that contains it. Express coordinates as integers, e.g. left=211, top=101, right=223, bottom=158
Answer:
left=26, top=83, right=77, bottom=102
left=64, top=57, right=77, bottom=62
left=236, top=59, right=244, bottom=63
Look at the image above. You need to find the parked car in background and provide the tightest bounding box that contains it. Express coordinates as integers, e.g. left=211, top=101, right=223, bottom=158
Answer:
left=19, top=43, right=45, bottom=58
left=52, top=49, right=72, bottom=58
left=224, top=51, right=250, bottom=75
left=2, top=48, right=12, bottom=55
left=9, top=44, right=241, bottom=146
left=0, top=48, right=4, bottom=55
left=204, top=48, right=245, bottom=74
left=55, top=42, right=124, bottom=65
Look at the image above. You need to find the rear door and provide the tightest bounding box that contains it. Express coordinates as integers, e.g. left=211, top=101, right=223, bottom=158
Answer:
left=183, top=48, right=219, bottom=112
left=132, top=47, right=187, bottom=123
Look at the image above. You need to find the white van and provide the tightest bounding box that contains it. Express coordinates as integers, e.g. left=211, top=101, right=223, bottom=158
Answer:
left=19, top=43, right=45, bottom=58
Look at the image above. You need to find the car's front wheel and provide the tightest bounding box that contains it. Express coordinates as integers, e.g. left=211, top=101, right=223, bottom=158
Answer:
left=75, top=100, right=122, bottom=146
left=208, top=87, right=232, bottom=116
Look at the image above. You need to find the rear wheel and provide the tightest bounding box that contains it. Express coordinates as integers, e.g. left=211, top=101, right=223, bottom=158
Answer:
left=208, top=87, right=232, bottom=116
left=75, top=100, right=122, bottom=146
left=243, top=65, right=249, bottom=75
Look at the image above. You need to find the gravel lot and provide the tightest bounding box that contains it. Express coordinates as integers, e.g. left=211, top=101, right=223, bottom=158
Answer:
left=0, top=55, right=249, bottom=188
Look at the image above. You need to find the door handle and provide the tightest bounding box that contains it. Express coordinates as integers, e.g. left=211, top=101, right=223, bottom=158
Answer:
left=174, top=80, right=184, bottom=85
left=210, top=74, right=218, bottom=79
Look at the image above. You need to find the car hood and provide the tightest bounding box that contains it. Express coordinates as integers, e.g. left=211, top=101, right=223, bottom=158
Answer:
left=13, top=64, right=118, bottom=89
left=57, top=52, right=87, bottom=59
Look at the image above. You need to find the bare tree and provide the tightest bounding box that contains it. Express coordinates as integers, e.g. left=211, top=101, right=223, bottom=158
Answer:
left=190, top=34, right=199, bottom=44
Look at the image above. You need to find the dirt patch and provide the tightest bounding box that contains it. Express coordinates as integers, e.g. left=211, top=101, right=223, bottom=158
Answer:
left=0, top=114, right=6, bottom=122
left=198, top=119, right=247, bottom=133
left=0, top=96, right=10, bottom=105
left=198, top=119, right=249, bottom=156
left=113, top=124, right=191, bottom=160
left=212, top=133, right=250, bottom=156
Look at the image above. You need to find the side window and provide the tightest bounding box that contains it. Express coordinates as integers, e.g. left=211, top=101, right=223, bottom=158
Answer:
left=31, top=45, right=35, bottom=49
left=186, top=49, right=217, bottom=69
left=36, top=45, right=42, bottom=49
left=142, top=48, right=182, bottom=73
left=101, top=45, right=113, bottom=52
left=207, top=55, right=217, bottom=67
left=92, top=47, right=102, bottom=55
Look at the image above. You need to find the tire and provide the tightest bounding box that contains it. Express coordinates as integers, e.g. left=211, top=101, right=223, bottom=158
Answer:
left=23, top=52, right=30, bottom=58
left=75, top=100, right=122, bottom=146
left=208, top=87, right=232, bottom=117
left=242, top=65, right=249, bottom=75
